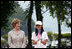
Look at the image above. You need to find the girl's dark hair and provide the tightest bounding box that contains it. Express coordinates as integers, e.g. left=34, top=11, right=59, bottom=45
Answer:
left=35, top=26, right=44, bottom=36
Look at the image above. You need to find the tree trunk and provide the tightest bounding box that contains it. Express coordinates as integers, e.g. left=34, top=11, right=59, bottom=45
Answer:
left=26, top=1, right=33, bottom=48
left=35, top=1, right=43, bottom=22
left=57, top=17, right=61, bottom=48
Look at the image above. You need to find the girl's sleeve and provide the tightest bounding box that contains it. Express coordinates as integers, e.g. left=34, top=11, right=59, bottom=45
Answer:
left=31, top=32, right=35, bottom=40
left=44, top=32, right=48, bottom=40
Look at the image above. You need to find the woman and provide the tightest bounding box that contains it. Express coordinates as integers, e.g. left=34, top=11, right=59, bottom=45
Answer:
left=31, top=21, right=48, bottom=48
left=8, top=18, right=26, bottom=48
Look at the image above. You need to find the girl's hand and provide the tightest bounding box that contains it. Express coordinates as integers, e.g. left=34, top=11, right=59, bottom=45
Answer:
left=41, top=39, right=48, bottom=45
left=32, top=40, right=37, bottom=45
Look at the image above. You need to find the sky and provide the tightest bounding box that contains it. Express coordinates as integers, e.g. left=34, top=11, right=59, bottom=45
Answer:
left=17, top=1, right=71, bottom=34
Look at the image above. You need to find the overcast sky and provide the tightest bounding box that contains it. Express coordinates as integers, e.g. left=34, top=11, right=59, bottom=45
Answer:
left=17, top=1, right=71, bottom=34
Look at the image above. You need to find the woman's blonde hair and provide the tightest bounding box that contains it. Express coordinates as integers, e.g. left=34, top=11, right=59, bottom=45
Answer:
left=11, top=18, right=21, bottom=28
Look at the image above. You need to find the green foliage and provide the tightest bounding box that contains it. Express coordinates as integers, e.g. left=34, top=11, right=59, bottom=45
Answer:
left=61, top=33, right=71, bottom=38
left=1, top=1, right=19, bottom=29
left=47, top=31, right=71, bottom=40
left=47, top=31, right=53, bottom=41
left=53, top=33, right=58, bottom=40
left=47, top=31, right=53, bottom=35
left=2, top=34, right=8, bottom=41
left=1, top=40, right=5, bottom=45
left=41, top=1, right=71, bottom=27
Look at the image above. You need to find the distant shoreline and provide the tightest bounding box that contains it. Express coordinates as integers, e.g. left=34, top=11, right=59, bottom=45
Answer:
left=53, top=32, right=71, bottom=34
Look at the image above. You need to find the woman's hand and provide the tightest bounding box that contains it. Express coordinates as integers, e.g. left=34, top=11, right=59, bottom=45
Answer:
left=41, top=39, right=48, bottom=45
left=32, top=40, right=37, bottom=45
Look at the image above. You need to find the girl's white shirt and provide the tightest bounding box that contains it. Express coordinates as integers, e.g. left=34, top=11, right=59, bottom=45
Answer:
left=31, top=32, right=48, bottom=48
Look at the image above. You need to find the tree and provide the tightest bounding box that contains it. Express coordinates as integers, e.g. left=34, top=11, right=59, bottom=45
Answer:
left=1, top=1, right=20, bottom=35
left=35, top=1, right=43, bottom=22
left=1, top=1, right=18, bottom=29
left=41, top=1, right=71, bottom=48
left=26, top=1, right=33, bottom=48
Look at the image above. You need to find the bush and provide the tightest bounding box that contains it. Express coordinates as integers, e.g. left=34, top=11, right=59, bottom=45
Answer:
left=47, top=31, right=53, bottom=41
left=2, top=34, right=8, bottom=41
left=47, top=31, right=71, bottom=40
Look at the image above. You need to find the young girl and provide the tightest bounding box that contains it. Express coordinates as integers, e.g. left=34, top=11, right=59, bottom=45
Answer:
left=31, top=21, right=48, bottom=48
